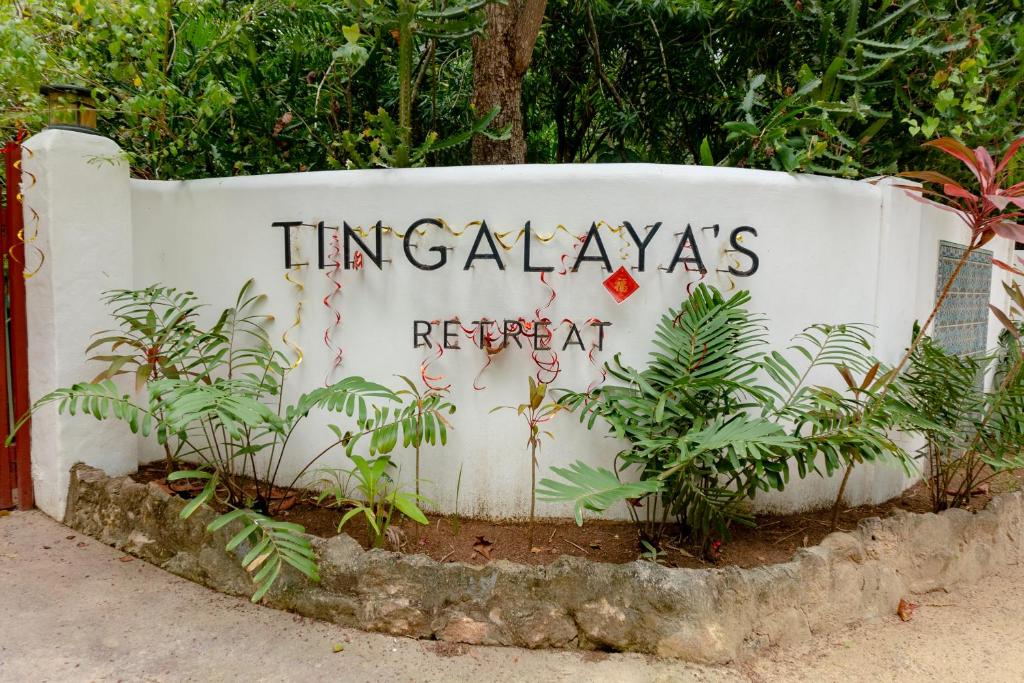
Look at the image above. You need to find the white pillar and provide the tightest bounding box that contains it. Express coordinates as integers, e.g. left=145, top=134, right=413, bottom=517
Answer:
left=21, top=129, right=137, bottom=520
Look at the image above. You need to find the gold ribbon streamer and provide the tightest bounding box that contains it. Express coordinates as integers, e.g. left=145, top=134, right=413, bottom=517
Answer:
left=10, top=144, right=46, bottom=278
left=282, top=227, right=305, bottom=369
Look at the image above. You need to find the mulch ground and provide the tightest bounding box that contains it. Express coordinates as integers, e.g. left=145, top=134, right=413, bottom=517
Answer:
left=132, top=463, right=1022, bottom=570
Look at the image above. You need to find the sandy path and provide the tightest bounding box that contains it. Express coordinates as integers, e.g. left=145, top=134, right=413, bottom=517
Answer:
left=1, top=510, right=1022, bottom=682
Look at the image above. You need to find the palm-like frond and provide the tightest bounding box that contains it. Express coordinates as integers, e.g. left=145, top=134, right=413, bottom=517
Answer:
left=207, top=506, right=320, bottom=603
left=537, top=462, right=660, bottom=525
left=547, top=284, right=915, bottom=547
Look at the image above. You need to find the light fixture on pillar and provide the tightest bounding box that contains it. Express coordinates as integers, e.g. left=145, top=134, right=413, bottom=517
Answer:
left=39, top=84, right=98, bottom=134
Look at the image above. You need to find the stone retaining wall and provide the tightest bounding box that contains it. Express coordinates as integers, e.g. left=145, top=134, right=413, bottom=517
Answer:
left=64, top=464, right=1024, bottom=663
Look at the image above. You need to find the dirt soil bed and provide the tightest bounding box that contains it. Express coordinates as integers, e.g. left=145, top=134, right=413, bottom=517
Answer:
left=131, top=463, right=1021, bottom=569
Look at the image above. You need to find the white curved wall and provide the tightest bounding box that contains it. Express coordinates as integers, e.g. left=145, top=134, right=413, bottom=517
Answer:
left=23, top=129, right=1016, bottom=519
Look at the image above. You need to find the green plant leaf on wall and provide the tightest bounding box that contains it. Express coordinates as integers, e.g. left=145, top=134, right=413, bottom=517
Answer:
left=537, top=463, right=660, bottom=526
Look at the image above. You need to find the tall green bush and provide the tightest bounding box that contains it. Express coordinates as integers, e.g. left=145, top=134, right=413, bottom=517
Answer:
left=13, top=281, right=454, bottom=600
left=538, top=285, right=918, bottom=552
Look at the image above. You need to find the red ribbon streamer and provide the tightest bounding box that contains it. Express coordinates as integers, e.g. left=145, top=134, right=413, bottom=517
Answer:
left=322, top=231, right=344, bottom=384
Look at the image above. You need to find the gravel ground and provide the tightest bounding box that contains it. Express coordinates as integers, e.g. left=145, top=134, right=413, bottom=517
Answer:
left=1, top=510, right=1022, bottom=682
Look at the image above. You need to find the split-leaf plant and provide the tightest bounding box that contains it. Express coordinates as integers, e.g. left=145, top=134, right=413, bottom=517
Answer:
left=903, top=281, right=1024, bottom=512
left=12, top=281, right=454, bottom=601
left=538, top=285, right=919, bottom=555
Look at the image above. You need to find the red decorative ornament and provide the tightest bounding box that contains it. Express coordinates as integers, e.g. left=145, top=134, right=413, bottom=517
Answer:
left=603, top=266, right=639, bottom=304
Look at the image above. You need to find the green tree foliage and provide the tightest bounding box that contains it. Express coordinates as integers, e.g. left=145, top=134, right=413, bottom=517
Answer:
left=2, top=0, right=1019, bottom=179
left=525, top=0, right=1023, bottom=177
left=1, top=0, right=488, bottom=177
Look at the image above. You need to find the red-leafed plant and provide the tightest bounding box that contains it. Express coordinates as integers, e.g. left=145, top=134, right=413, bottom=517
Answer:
left=822, top=138, right=1024, bottom=520
left=889, top=137, right=1024, bottom=380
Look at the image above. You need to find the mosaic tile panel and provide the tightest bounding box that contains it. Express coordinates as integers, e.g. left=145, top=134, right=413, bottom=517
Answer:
left=933, top=240, right=992, bottom=357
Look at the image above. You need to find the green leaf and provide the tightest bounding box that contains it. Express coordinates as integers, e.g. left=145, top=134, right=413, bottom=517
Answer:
left=537, top=462, right=661, bottom=526
left=699, top=137, right=714, bottom=166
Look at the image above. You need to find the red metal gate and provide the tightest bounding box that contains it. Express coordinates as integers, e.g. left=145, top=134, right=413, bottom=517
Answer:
left=1, top=138, right=33, bottom=510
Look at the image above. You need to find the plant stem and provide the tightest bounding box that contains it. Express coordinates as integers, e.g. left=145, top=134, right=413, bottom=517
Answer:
left=830, top=463, right=854, bottom=532
left=529, top=433, right=538, bottom=547
left=415, top=401, right=422, bottom=498
left=415, top=442, right=421, bottom=498
left=884, top=244, right=974, bottom=394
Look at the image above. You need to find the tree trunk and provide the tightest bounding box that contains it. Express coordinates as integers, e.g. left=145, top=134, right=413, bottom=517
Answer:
left=471, top=0, right=546, bottom=165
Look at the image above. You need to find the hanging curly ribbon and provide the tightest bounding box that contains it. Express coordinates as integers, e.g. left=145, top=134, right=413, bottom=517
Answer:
left=322, top=229, right=343, bottom=384
left=584, top=317, right=609, bottom=393
left=532, top=346, right=561, bottom=384
left=687, top=264, right=709, bottom=295
left=419, top=332, right=450, bottom=392
left=281, top=225, right=307, bottom=369
left=526, top=232, right=598, bottom=385
left=717, top=232, right=747, bottom=292
left=675, top=235, right=708, bottom=296
left=469, top=319, right=503, bottom=391
left=344, top=219, right=626, bottom=391
left=9, top=131, right=45, bottom=278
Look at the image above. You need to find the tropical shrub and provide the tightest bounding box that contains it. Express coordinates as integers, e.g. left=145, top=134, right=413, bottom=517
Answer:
left=538, top=285, right=918, bottom=553
left=5, top=1, right=1020, bottom=178
left=13, top=280, right=454, bottom=600
left=903, top=282, right=1024, bottom=512
left=0, top=0, right=494, bottom=176
left=527, top=0, right=1023, bottom=176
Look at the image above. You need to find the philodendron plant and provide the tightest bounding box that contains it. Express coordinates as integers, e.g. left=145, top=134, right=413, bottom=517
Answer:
left=12, top=281, right=454, bottom=601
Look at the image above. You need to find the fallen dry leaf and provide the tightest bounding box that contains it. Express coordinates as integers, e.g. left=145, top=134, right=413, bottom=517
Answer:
left=118, top=556, right=134, bottom=563
left=472, top=535, right=493, bottom=561
left=0, top=510, right=10, bottom=517
left=530, top=546, right=544, bottom=554
left=76, top=542, right=87, bottom=548
left=897, top=598, right=918, bottom=622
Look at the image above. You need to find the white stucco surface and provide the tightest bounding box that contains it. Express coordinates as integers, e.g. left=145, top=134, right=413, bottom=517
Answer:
left=20, top=130, right=138, bottom=519
left=21, top=130, right=1016, bottom=519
